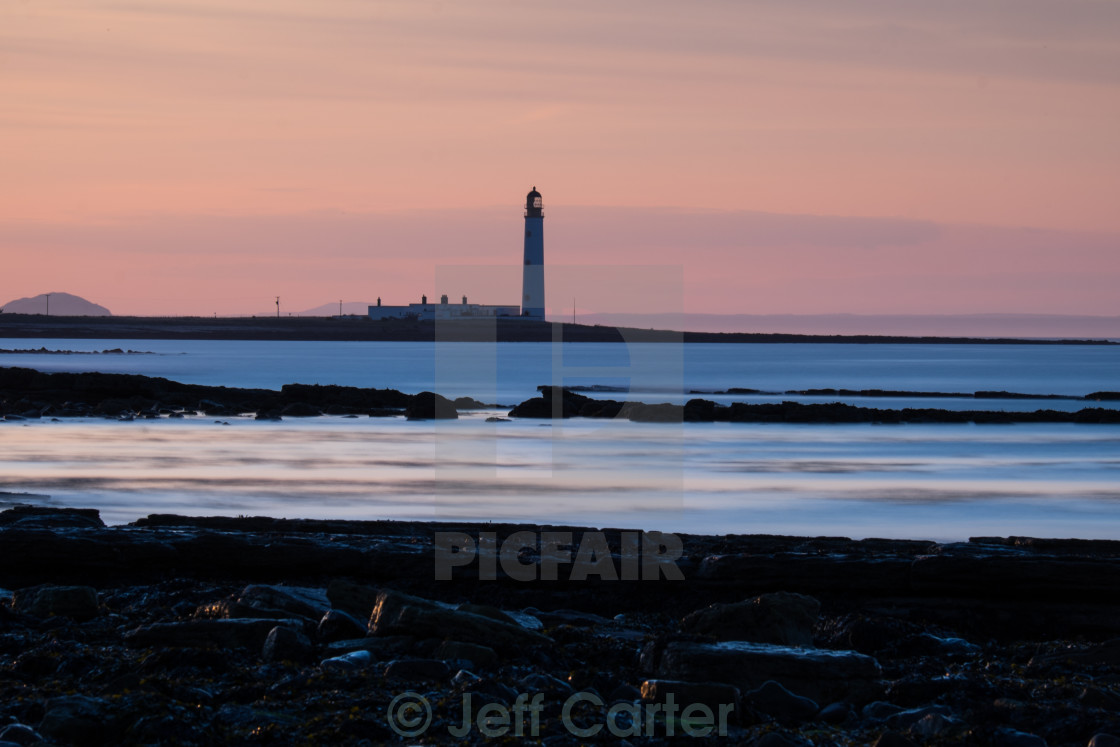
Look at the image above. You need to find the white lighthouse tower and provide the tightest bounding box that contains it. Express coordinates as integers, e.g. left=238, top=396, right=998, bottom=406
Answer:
left=522, top=187, right=545, bottom=319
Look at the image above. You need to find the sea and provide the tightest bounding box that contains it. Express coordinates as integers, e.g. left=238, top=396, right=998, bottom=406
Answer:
left=2, top=339, right=1119, bottom=541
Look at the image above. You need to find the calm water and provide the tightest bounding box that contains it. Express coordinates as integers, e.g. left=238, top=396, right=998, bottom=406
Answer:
left=2, top=339, right=1119, bottom=540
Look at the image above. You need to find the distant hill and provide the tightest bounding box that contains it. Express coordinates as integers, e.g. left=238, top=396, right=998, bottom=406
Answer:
left=1, top=292, right=112, bottom=316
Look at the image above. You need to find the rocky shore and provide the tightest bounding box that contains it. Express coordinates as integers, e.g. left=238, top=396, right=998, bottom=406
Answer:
left=4, top=368, right=1120, bottom=425
left=2, top=505, right=1120, bottom=746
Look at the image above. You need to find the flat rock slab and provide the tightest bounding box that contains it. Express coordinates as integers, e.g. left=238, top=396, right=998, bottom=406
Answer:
left=653, top=640, right=881, bottom=705
left=370, top=589, right=550, bottom=649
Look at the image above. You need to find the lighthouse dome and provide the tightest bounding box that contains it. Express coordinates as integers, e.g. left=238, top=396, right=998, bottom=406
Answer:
left=525, top=187, right=543, bottom=217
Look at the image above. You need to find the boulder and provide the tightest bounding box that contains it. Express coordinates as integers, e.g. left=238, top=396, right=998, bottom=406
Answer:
left=405, top=391, right=458, bottom=420
left=37, top=695, right=112, bottom=746
left=261, top=626, right=313, bottom=663
left=320, top=650, right=372, bottom=672
left=651, top=640, right=881, bottom=704
left=234, top=584, right=330, bottom=622
left=680, top=592, right=820, bottom=646
left=368, top=589, right=549, bottom=648
left=326, top=579, right=382, bottom=621
left=318, top=609, right=367, bottom=642
left=0, top=724, right=44, bottom=745
left=13, top=585, right=99, bottom=621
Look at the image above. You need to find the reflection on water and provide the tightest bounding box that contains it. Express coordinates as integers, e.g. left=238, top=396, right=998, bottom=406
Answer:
left=2, top=415, right=1119, bottom=541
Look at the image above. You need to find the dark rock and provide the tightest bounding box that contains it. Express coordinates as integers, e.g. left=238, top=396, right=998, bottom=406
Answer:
left=235, top=584, right=330, bottom=621
left=872, top=732, right=918, bottom=747
left=406, top=391, right=458, bottom=420
left=822, top=614, right=914, bottom=654
left=261, top=625, right=312, bottom=663
left=452, top=396, right=486, bottom=409
left=641, top=679, right=739, bottom=719
left=434, top=640, right=498, bottom=668
left=318, top=608, right=367, bottom=642
left=509, top=386, right=594, bottom=419
left=0, top=724, right=43, bottom=746
left=897, top=632, right=980, bottom=657
left=684, top=398, right=719, bottom=421
left=1031, top=638, right=1120, bottom=669
left=0, top=505, right=104, bottom=529
left=863, top=701, right=904, bottom=720
left=126, top=618, right=303, bottom=649
left=907, top=712, right=962, bottom=739
left=885, top=704, right=955, bottom=730
left=37, top=695, right=112, bottom=746
left=521, top=606, right=613, bottom=628
left=609, top=683, right=642, bottom=702
left=622, top=402, right=683, bottom=422
left=994, top=728, right=1048, bottom=747
left=456, top=602, right=518, bottom=625
left=12, top=585, right=99, bottom=621
left=324, top=635, right=414, bottom=658
left=384, top=658, right=450, bottom=681
left=320, top=650, right=372, bottom=672
left=325, top=579, right=382, bottom=621
left=1079, top=687, right=1120, bottom=710
left=518, top=672, right=573, bottom=696
left=1089, top=735, right=1120, bottom=747
left=681, top=592, right=820, bottom=646
left=280, top=402, right=321, bottom=417
left=652, top=640, right=881, bottom=704
left=818, top=702, right=851, bottom=724
left=368, top=589, right=549, bottom=648
left=745, top=680, right=818, bottom=723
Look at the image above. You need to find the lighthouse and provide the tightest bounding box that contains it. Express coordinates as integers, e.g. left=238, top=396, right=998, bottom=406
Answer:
left=522, top=187, right=545, bottom=319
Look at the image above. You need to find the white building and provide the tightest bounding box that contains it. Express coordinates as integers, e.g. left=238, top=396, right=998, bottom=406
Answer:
left=368, top=294, right=519, bottom=321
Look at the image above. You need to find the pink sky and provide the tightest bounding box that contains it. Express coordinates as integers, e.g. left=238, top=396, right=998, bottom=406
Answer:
left=2, top=1, right=1119, bottom=318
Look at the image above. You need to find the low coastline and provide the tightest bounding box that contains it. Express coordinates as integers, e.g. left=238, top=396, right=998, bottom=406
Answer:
left=2, top=505, right=1119, bottom=745
left=1, top=314, right=1116, bottom=344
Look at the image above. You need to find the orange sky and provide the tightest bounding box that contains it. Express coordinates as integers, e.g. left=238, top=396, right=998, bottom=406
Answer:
left=2, top=1, right=1119, bottom=317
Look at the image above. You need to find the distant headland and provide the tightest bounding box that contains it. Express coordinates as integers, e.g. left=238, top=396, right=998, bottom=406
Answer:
left=0, top=313, right=1115, bottom=344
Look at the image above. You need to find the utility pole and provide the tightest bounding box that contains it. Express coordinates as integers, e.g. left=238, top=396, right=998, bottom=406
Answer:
left=275, top=296, right=280, bottom=319
left=339, top=299, right=343, bottom=317
left=45, top=293, right=51, bottom=316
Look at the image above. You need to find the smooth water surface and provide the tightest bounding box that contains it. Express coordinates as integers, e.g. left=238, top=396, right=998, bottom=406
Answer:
left=2, top=340, right=1119, bottom=540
